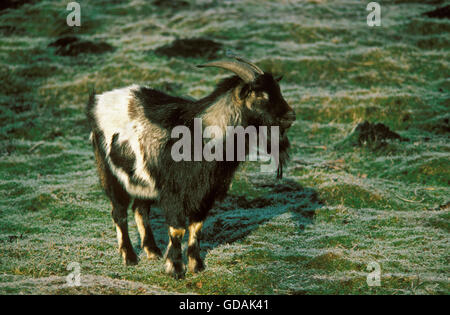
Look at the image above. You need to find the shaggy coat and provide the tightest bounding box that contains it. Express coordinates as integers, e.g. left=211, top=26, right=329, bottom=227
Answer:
left=86, top=70, right=295, bottom=278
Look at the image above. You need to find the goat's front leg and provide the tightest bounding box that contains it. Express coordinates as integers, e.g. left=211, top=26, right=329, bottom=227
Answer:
left=188, top=221, right=205, bottom=273
left=165, top=227, right=186, bottom=279
left=112, top=202, right=138, bottom=265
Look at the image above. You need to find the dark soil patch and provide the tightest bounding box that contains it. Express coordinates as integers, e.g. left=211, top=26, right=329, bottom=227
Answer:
left=154, top=38, right=222, bottom=60
left=342, top=121, right=406, bottom=147
left=0, top=0, right=34, bottom=12
left=152, top=0, right=190, bottom=10
left=422, top=5, right=450, bottom=19
left=48, top=36, right=115, bottom=57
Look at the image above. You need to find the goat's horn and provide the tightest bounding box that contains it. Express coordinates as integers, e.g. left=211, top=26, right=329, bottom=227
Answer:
left=234, top=57, right=264, bottom=75
left=197, top=60, right=257, bottom=83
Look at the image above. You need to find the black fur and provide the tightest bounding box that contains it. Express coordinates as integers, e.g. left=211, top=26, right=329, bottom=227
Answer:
left=131, top=87, right=196, bottom=129
left=109, top=133, right=149, bottom=187
left=110, top=133, right=135, bottom=176
left=131, top=76, right=243, bottom=130
left=252, top=73, right=292, bottom=119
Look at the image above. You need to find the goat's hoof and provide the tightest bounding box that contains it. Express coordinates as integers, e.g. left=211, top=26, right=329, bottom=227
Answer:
left=188, top=258, right=205, bottom=273
left=121, top=249, right=139, bottom=266
left=165, top=259, right=185, bottom=279
left=124, top=255, right=139, bottom=266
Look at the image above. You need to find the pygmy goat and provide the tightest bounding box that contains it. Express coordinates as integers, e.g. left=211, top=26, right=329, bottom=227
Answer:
left=86, top=57, right=296, bottom=278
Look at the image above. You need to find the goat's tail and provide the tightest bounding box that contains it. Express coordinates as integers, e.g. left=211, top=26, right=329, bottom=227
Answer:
left=85, top=86, right=97, bottom=129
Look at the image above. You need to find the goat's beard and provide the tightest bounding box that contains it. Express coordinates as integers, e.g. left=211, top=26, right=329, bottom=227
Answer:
left=245, top=113, right=291, bottom=179
left=263, top=130, right=290, bottom=179
left=276, top=133, right=291, bottom=179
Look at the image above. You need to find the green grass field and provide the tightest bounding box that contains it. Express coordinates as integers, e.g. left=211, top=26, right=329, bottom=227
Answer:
left=0, top=0, right=449, bottom=294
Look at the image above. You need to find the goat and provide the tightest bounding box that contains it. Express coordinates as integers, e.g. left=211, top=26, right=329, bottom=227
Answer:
left=86, top=58, right=296, bottom=279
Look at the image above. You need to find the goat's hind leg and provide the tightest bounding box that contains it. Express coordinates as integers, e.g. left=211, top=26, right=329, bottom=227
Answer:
left=133, top=199, right=162, bottom=260
left=112, top=199, right=138, bottom=266
left=103, top=166, right=137, bottom=265
left=91, top=131, right=137, bottom=266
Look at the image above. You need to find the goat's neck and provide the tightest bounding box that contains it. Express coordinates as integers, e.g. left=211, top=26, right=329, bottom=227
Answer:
left=200, top=89, right=246, bottom=132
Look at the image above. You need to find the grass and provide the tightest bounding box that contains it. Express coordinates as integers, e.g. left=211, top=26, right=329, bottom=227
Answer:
left=0, top=0, right=449, bottom=295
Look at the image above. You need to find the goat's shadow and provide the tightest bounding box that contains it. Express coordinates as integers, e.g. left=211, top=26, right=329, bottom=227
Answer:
left=134, top=177, right=323, bottom=263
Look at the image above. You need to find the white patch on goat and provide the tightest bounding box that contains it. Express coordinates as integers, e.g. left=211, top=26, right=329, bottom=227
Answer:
left=94, top=85, right=158, bottom=199
left=95, top=85, right=136, bottom=153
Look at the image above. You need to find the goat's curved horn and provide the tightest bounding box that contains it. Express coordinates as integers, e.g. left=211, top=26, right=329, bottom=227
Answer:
left=234, top=57, right=264, bottom=75
left=197, top=60, right=257, bottom=83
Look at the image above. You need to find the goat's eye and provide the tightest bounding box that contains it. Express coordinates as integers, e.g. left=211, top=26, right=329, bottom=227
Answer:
left=258, top=92, right=269, bottom=100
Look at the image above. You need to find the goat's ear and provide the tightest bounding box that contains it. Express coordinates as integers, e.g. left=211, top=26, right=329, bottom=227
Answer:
left=275, top=75, right=283, bottom=82
left=239, top=84, right=251, bottom=100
